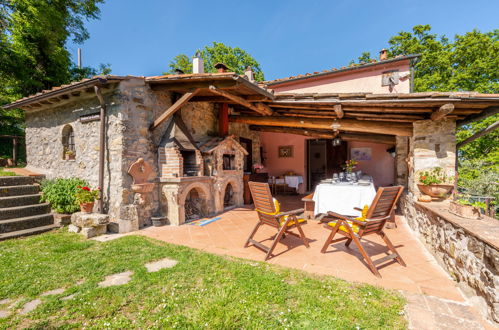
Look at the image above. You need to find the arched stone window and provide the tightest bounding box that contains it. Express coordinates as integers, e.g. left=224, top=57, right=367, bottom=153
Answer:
left=62, top=125, right=75, bottom=160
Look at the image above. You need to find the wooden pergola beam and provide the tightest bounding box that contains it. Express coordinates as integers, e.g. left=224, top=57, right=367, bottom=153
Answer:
left=150, top=89, right=201, bottom=130
left=458, top=106, right=499, bottom=127
left=250, top=125, right=338, bottom=139
left=340, top=133, right=396, bottom=145
left=457, top=120, right=499, bottom=148
left=229, top=115, right=413, bottom=136
left=208, top=85, right=272, bottom=115
left=431, top=103, right=455, bottom=121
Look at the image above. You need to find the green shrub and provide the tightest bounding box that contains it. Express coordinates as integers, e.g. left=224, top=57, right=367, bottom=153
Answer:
left=40, top=178, right=89, bottom=214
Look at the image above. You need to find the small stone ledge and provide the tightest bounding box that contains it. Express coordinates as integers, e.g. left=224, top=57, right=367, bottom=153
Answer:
left=414, top=201, right=499, bottom=250
left=402, top=197, right=499, bottom=323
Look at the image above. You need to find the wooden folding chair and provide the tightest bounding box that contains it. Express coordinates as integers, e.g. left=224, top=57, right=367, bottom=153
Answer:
left=320, top=186, right=406, bottom=277
left=245, top=181, right=310, bottom=260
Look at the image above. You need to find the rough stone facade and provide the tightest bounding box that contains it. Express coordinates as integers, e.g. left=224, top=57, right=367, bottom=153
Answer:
left=24, top=78, right=258, bottom=232
left=401, top=200, right=499, bottom=323
left=229, top=122, right=262, bottom=165
left=24, top=88, right=126, bottom=220
left=408, top=119, right=456, bottom=194
left=395, top=136, right=409, bottom=187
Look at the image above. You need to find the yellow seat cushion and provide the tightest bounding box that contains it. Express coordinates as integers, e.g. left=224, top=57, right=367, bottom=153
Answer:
left=280, top=215, right=306, bottom=227
left=327, top=205, right=369, bottom=234
left=256, top=198, right=305, bottom=227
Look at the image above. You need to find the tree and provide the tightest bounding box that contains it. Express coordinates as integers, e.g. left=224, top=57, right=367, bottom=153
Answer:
left=167, top=42, right=265, bottom=81
left=0, top=0, right=106, bottom=160
left=382, top=25, right=499, bottom=208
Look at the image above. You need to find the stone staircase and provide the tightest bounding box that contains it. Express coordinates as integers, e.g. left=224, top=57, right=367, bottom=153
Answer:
left=0, top=176, right=57, bottom=241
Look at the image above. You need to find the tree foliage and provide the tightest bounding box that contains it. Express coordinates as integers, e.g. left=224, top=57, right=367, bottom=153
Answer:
left=0, top=0, right=106, bottom=160
left=381, top=25, right=499, bottom=206
left=167, top=42, right=265, bottom=81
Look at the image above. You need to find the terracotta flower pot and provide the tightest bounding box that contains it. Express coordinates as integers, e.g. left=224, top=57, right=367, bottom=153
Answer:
left=417, top=184, right=454, bottom=198
left=80, top=202, right=94, bottom=213
left=449, top=201, right=482, bottom=220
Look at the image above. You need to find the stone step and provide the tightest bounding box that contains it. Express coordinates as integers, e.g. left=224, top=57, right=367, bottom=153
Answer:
left=0, top=194, right=42, bottom=208
left=0, top=213, right=54, bottom=233
left=0, top=224, right=58, bottom=241
left=0, top=184, right=40, bottom=197
left=0, top=176, right=35, bottom=187
left=0, top=203, right=51, bottom=220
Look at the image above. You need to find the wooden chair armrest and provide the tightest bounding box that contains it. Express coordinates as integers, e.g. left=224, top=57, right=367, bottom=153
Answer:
left=275, top=208, right=305, bottom=218
left=326, top=211, right=365, bottom=226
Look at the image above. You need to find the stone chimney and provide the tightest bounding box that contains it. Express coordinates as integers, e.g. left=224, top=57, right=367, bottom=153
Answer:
left=244, top=66, right=254, bottom=82
left=192, top=51, right=204, bottom=74
left=379, top=49, right=388, bottom=61
left=214, top=62, right=229, bottom=73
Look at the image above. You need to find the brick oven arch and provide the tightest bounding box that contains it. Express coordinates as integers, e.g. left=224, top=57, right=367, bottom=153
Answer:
left=217, top=178, right=243, bottom=212
left=178, top=182, right=212, bottom=223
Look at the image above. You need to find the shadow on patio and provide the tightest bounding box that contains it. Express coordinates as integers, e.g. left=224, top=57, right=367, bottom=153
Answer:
left=139, top=195, right=465, bottom=302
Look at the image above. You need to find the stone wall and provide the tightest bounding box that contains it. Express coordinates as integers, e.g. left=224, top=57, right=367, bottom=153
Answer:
left=229, top=122, right=262, bottom=165
left=24, top=87, right=126, bottom=220
left=395, top=136, right=409, bottom=187
left=402, top=200, right=499, bottom=323
left=408, top=120, right=456, bottom=194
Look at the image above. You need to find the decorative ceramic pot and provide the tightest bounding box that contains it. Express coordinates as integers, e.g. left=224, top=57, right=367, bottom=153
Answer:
left=449, top=201, right=482, bottom=220
left=417, top=184, right=454, bottom=198
left=80, top=202, right=94, bottom=213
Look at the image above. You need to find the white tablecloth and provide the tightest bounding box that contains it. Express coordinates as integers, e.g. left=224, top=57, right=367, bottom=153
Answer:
left=285, top=175, right=303, bottom=191
left=313, top=182, right=376, bottom=216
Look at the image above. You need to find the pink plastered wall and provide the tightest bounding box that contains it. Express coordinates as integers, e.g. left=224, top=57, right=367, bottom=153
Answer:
left=259, top=132, right=307, bottom=194
left=271, top=60, right=411, bottom=94
left=348, top=141, right=395, bottom=187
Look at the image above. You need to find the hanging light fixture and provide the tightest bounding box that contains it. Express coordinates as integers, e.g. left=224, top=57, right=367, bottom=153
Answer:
left=331, top=119, right=342, bottom=146
left=330, top=119, right=341, bottom=131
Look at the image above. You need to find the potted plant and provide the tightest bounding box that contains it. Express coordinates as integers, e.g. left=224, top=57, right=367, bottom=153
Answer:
left=343, top=159, right=358, bottom=173
left=40, top=178, right=89, bottom=225
left=64, top=148, right=75, bottom=160
left=75, top=185, right=100, bottom=213
left=449, top=194, right=484, bottom=219
left=417, top=167, right=454, bottom=199
left=253, top=163, right=264, bottom=173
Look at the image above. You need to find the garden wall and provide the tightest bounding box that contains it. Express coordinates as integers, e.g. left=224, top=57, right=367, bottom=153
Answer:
left=401, top=198, right=499, bottom=323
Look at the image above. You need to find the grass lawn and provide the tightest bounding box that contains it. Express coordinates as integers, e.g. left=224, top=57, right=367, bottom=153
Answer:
left=0, top=168, right=17, bottom=176
left=0, top=230, right=406, bottom=329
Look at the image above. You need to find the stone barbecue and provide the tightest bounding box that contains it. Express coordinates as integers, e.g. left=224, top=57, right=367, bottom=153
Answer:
left=159, top=114, right=247, bottom=225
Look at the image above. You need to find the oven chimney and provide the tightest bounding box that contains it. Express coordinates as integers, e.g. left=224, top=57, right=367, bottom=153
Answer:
left=244, top=66, right=254, bottom=82
left=379, top=48, right=388, bottom=61
left=192, top=51, right=204, bottom=74
left=214, top=62, right=229, bottom=73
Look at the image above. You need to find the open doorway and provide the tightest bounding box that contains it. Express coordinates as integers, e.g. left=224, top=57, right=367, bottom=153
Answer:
left=307, top=139, right=347, bottom=191
left=239, top=137, right=252, bottom=173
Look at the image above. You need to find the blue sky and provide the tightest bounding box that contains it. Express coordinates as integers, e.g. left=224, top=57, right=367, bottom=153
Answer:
left=68, top=0, right=499, bottom=81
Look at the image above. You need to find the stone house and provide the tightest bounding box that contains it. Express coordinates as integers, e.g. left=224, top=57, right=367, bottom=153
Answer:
left=3, top=53, right=499, bottom=321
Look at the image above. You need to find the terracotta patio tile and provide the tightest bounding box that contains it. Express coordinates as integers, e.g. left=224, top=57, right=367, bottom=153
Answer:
left=138, top=195, right=466, bottom=304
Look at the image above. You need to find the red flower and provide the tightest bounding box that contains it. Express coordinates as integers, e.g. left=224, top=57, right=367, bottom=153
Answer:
left=421, top=176, right=426, bottom=180
left=82, top=186, right=90, bottom=191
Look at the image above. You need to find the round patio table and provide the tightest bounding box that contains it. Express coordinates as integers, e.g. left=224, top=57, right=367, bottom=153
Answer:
left=313, top=182, right=376, bottom=217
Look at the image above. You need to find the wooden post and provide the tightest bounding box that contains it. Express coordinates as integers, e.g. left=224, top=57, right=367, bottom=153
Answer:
left=219, top=103, right=229, bottom=137
left=431, top=103, right=454, bottom=121
left=12, top=137, right=17, bottom=166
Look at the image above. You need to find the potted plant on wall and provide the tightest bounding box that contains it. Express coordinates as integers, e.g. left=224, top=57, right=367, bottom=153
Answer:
left=75, top=186, right=100, bottom=213
left=417, top=167, right=454, bottom=199
left=64, top=148, right=75, bottom=160
left=449, top=194, right=484, bottom=219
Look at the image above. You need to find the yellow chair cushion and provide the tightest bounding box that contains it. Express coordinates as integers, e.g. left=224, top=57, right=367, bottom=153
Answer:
left=280, top=215, right=306, bottom=227
left=256, top=198, right=305, bottom=227
left=327, top=205, right=369, bottom=234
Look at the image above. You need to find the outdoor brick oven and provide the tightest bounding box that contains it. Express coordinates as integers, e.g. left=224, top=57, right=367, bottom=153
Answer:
left=159, top=115, right=247, bottom=225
